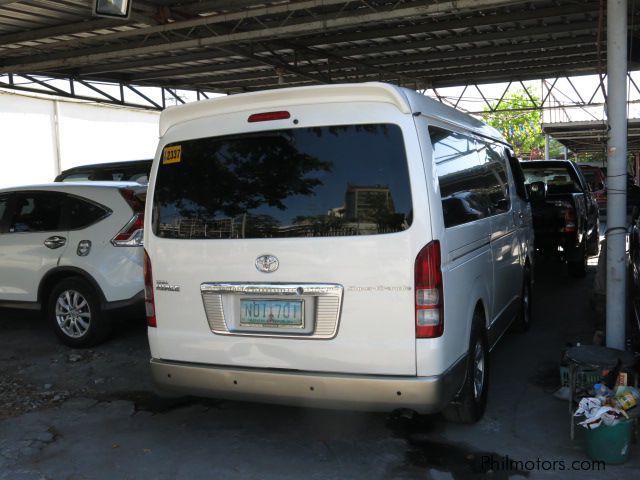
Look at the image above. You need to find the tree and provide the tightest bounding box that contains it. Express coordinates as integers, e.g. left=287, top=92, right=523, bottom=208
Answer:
left=483, top=90, right=544, bottom=158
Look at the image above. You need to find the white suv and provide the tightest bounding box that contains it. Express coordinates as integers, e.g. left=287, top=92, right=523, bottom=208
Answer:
left=145, top=83, right=534, bottom=422
left=0, top=182, right=146, bottom=347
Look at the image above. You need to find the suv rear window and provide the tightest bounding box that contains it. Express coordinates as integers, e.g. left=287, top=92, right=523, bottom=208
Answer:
left=152, top=124, right=412, bottom=239
left=521, top=165, right=582, bottom=194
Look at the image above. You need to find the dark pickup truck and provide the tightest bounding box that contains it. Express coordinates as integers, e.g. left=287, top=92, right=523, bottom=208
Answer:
left=521, top=160, right=600, bottom=277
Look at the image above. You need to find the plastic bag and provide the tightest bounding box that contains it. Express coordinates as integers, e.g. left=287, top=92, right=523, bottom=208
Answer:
left=574, top=397, right=628, bottom=429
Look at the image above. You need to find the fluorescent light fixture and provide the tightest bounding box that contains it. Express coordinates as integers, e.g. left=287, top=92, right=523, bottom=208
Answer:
left=93, top=0, right=132, bottom=19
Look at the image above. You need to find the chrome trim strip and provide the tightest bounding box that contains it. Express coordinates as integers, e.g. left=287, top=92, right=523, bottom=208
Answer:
left=201, top=283, right=342, bottom=296
left=200, top=282, right=343, bottom=339
left=202, top=291, right=227, bottom=332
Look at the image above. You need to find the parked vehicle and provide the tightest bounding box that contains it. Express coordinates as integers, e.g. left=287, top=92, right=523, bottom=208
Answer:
left=521, top=160, right=599, bottom=277
left=628, top=204, right=640, bottom=352
left=144, top=83, right=534, bottom=422
left=55, top=159, right=152, bottom=184
left=0, top=182, right=146, bottom=347
left=578, top=164, right=607, bottom=215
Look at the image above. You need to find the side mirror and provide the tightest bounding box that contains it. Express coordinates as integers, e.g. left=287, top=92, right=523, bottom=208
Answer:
left=527, top=181, right=547, bottom=203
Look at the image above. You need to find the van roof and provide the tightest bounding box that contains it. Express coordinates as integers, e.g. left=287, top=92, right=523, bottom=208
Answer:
left=159, top=82, right=504, bottom=143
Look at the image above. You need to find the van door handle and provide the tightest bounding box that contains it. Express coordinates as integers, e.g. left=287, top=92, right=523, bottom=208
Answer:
left=44, top=236, right=66, bottom=249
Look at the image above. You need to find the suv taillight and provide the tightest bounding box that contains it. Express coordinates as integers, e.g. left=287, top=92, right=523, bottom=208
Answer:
left=555, top=200, right=576, bottom=233
left=415, top=241, right=443, bottom=338
left=111, top=188, right=144, bottom=247
left=144, top=249, right=156, bottom=328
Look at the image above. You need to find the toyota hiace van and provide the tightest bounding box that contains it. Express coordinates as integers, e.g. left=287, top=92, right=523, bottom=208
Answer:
left=144, top=83, right=533, bottom=422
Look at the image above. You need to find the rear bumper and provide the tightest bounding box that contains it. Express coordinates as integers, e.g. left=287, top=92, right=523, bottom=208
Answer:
left=150, top=355, right=467, bottom=414
left=103, top=289, right=144, bottom=318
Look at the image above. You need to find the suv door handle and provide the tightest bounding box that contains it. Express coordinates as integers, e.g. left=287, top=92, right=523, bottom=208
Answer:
left=44, top=236, right=66, bottom=249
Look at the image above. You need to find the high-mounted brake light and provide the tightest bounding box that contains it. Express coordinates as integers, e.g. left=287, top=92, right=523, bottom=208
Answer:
left=415, top=241, right=444, bottom=338
left=144, top=249, right=156, bottom=328
left=112, top=188, right=145, bottom=247
left=248, top=111, right=291, bottom=123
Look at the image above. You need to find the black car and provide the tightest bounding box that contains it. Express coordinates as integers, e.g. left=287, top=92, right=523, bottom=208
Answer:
left=55, top=159, right=152, bottom=184
left=521, top=160, right=600, bottom=277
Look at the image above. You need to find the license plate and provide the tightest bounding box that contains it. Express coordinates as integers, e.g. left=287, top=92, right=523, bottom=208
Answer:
left=239, top=299, right=304, bottom=328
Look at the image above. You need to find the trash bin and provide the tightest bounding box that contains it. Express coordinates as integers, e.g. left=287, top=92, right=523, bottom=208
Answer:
left=585, top=420, right=633, bottom=464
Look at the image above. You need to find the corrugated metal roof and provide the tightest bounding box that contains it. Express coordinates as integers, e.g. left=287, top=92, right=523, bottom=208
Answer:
left=0, top=0, right=636, bottom=97
left=543, top=120, right=640, bottom=154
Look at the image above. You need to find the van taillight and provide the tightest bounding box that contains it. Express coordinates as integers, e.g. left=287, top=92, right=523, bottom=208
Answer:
left=144, top=249, right=156, bottom=328
left=248, top=111, right=290, bottom=122
left=415, top=241, right=443, bottom=338
left=112, top=188, right=145, bottom=247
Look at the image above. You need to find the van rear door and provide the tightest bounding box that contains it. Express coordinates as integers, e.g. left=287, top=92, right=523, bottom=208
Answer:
left=148, top=112, right=427, bottom=376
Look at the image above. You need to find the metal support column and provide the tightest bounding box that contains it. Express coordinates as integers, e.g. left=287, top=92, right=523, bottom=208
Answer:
left=606, top=0, right=628, bottom=350
left=545, top=134, right=550, bottom=160
left=51, top=100, right=62, bottom=176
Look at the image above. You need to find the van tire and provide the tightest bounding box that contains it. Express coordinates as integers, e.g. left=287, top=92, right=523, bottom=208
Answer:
left=513, top=269, right=532, bottom=332
left=568, top=242, right=588, bottom=278
left=47, top=277, right=111, bottom=348
left=442, top=312, right=489, bottom=423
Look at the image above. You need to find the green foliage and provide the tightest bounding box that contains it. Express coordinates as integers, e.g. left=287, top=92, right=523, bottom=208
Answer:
left=483, top=90, right=544, bottom=158
left=548, top=138, right=566, bottom=159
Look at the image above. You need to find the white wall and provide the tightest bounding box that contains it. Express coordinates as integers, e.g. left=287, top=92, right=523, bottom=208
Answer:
left=0, top=93, right=58, bottom=188
left=57, top=101, right=159, bottom=170
left=0, top=91, right=160, bottom=189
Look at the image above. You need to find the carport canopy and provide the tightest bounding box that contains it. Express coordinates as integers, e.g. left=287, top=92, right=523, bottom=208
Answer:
left=0, top=0, right=639, bottom=100
left=542, top=119, right=640, bottom=155
left=0, top=0, right=636, bottom=351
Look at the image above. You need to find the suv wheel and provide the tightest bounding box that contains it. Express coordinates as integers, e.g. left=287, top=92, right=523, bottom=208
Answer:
left=442, top=311, right=489, bottom=423
left=568, top=242, right=588, bottom=278
left=48, top=277, right=110, bottom=347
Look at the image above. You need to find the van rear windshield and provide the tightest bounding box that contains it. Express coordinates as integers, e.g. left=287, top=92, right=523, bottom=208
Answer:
left=152, top=124, right=412, bottom=239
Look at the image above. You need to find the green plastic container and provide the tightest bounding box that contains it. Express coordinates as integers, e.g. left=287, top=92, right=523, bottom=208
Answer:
left=585, top=419, right=633, bottom=464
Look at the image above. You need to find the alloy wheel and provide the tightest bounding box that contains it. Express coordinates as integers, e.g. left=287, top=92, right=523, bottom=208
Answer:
left=55, top=289, right=91, bottom=338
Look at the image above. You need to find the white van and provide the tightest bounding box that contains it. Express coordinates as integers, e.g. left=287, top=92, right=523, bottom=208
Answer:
left=145, top=83, right=534, bottom=422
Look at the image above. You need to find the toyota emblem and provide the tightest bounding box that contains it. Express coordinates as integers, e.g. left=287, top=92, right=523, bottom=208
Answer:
left=255, top=254, right=279, bottom=273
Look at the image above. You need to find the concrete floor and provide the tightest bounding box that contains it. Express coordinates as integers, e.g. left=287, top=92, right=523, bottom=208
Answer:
left=1, top=251, right=639, bottom=479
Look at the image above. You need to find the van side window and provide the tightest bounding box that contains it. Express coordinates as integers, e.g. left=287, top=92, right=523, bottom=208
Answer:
left=430, top=127, right=487, bottom=228
left=480, top=141, right=511, bottom=214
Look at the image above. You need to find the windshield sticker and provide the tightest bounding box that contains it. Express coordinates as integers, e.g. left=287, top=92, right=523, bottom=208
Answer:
left=163, top=145, right=182, bottom=164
